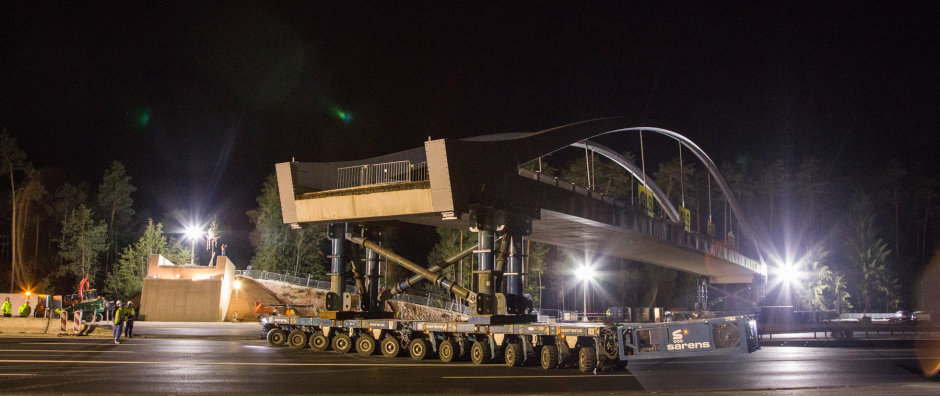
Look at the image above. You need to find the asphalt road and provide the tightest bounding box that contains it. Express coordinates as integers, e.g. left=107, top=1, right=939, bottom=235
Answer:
left=0, top=337, right=937, bottom=395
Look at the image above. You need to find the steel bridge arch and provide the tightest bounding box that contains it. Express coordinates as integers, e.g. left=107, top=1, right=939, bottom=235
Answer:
left=463, top=118, right=766, bottom=258
left=569, top=140, right=680, bottom=223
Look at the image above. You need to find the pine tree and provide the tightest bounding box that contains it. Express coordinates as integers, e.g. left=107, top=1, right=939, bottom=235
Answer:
left=58, top=204, right=108, bottom=290
left=103, top=219, right=169, bottom=300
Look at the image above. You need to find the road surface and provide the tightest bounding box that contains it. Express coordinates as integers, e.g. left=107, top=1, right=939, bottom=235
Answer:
left=0, top=337, right=937, bottom=394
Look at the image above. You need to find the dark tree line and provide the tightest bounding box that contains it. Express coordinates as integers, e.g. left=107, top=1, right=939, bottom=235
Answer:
left=0, top=132, right=191, bottom=300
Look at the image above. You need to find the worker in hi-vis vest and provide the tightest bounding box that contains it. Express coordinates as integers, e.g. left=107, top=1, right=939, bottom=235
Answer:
left=113, top=301, right=125, bottom=344
left=18, top=300, right=31, bottom=317
left=1, top=297, right=11, bottom=317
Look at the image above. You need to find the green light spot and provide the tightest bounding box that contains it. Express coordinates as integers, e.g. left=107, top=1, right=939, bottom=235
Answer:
left=139, top=112, right=150, bottom=127
left=335, top=110, right=351, bottom=123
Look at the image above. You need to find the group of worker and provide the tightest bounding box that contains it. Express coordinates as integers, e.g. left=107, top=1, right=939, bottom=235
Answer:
left=112, top=301, right=136, bottom=344
left=2, top=296, right=33, bottom=317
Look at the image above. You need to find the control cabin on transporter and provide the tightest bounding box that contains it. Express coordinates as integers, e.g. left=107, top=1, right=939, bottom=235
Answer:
left=261, top=119, right=765, bottom=372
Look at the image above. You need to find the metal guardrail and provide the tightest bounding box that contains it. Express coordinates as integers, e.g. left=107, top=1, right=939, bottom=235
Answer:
left=235, top=270, right=468, bottom=313
left=237, top=270, right=357, bottom=293
left=336, top=161, right=429, bottom=189
left=759, top=321, right=939, bottom=340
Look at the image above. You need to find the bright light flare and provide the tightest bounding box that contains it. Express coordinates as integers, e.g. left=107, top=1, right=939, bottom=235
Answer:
left=233, top=280, right=242, bottom=290
left=575, top=264, right=596, bottom=281
left=776, top=262, right=803, bottom=286
left=184, top=226, right=204, bottom=241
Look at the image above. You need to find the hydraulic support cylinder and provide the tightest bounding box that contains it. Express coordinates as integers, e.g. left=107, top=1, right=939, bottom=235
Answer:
left=476, top=230, right=495, bottom=296
left=328, top=223, right=347, bottom=296
left=389, top=241, right=484, bottom=297
left=697, top=276, right=709, bottom=311
left=364, top=246, right=381, bottom=311
left=504, top=236, right=524, bottom=296
left=346, top=236, right=475, bottom=303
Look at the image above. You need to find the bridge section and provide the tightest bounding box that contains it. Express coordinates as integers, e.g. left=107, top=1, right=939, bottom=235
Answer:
left=276, top=119, right=765, bottom=284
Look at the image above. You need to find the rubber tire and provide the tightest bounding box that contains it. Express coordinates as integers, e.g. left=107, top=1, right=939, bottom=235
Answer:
left=357, top=334, right=377, bottom=356
left=409, top=338, right=431, bottom=360
left=578, top=346, right=598, bottom=373
left=602, top=333, right=620, bottom=360
left=381, top=336, right=402, bottom=358
left=439, top=340, right=456, bottom=363
left=333, top=333, right=354, bottom=353
left=504, top=343, right=523, bottom=367
left=541, top=344, right=559, bottom=369
left=288, top=330, right=308, bottom=349
left=309, top=333, right=330, bottom=351
left=470, top=341, right=492, bottom=365
left=267, top=328, right=287, bottom=347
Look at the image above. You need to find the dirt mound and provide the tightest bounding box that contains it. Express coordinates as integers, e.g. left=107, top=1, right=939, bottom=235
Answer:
left=226, top=276, right=466, bottom=322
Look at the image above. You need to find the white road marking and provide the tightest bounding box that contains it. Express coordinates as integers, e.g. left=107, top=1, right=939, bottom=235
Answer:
left=627, top=356, right=934, bottom=364
left=0, top=349, right=134, bottom=353
left=0, top=359, right=495, bottom=367
left=18, top=342, right=138, bottom=346
left=443, top=374, right=634, bottom=379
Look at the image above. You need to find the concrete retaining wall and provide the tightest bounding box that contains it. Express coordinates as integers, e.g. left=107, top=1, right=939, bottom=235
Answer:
left=140, top=278, right=223, bottom=321
left=0, top=317, right=57, bottom=334
left=0, top=317, right=109, bottom=336
left=138, top=254, right=237, bottom=321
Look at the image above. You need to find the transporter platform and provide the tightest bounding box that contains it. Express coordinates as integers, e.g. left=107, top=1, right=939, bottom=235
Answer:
left=261, top=314, right=759, bottom=372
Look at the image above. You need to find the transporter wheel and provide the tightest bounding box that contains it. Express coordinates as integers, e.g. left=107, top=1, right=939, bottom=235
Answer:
left=540, top=345, right=559, bottom=369
left=578, top=346, right=598, bottom=373
left=504, top=343, right=523, bottom=367
left=287, top=330, right=308, bottom=349
left=266, top=328, right=287, bottom=347
left=309, top=333, right=330, bottom=351
left=409, top=338, right=431, bottom=360
left=438, top=340, right=456, bottom=363
left=381, top=336, right=402, bottom=358
left=601, top=329, right=620, bottom=360
left=357, top=334, right=377, bottom=356
left=470, top=341, right=492, bottom=365
left=333, top=333, right=354, bottom=353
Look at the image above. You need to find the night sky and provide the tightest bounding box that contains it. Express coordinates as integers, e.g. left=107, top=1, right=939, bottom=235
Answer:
left=2, top=2, right=938, bottom=263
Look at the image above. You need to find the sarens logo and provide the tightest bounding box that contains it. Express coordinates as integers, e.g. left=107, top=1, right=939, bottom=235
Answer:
left=671, top=329, right=684, bottom=343
left=667, top=328, right=711, bottom=351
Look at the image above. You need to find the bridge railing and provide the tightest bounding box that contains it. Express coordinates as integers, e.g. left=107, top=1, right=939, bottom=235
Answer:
left=237, top=270, right=358, bottom=294
left=519, top=168, right=764, bottom=276
left=235, top=270, right=469, bottom=313
left=336, top=161, right=429, bottom=189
